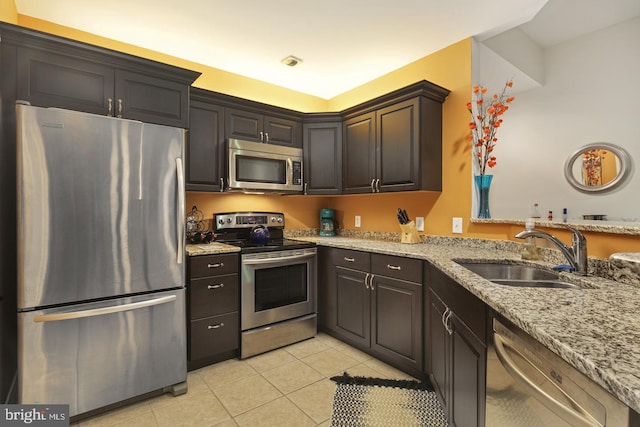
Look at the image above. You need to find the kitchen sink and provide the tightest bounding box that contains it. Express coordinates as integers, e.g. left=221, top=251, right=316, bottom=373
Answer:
left=457, top=262, right=581, bottom=289
left=489, top=279, right=581, bottom=289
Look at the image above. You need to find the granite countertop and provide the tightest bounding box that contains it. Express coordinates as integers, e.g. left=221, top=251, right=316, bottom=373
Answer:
left=185, top=242, right=240, bottom=256
left=296, top=236, right=640, bottom=414
left=185, top=236, right=640, bottom=414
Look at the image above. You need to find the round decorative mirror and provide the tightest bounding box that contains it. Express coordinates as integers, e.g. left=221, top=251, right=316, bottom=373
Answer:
left=564, top=143, right=632, bottom=193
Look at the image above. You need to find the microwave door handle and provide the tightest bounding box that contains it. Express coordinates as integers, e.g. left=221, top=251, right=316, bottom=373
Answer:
left=493, top=332, right=600, bottom=427
left=287, top=158, right=293, bottom=188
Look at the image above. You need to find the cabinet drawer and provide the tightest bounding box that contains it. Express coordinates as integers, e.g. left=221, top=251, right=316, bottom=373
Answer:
left=189, top=312, right=239, bottom=361
left=331, top=248, right=370, bottom=271
left=189, top=253, right=238, bottom=278
left=189, top=274, right=239, bottom=319
left=372, top=254, right=422, bottom=283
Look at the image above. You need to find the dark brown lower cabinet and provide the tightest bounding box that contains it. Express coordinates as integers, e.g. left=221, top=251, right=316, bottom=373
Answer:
left=319, top=247, right=423, bottom=377
left=187, top=253, right=240, bottom=370
left=427, top=263, right=487, bottom=427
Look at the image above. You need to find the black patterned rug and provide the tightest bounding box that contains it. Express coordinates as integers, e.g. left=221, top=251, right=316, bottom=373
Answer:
left=329, top=372, right=449, bottom=426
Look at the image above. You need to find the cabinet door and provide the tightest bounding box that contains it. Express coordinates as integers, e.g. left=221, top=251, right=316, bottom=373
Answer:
left=371, top=275, right=423, bottom=373
left=303, top=121, right=342, bottom=194
left=429, top=290, right=450, bottom=411
left=16, top=47, right=114, bottom=116
left=225, top=108, right=263, bottom=142
left=317, top=247, right=336, bottom=331
left=450, top=313, right=486, bottom=427
left=114, top=70, right=189, bottom=128
left=264, top=115, right=302, bottom=147
left=377, top=98, right=420, bottom=192
left=343, top=112, right=376, bottom=194
left=334, top=266, right=370, bottom=348
left=187, top=100, right=224, bottom=191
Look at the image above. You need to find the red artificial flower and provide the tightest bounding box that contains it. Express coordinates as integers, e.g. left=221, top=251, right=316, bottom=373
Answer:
left=466, top=80, right=514, bottom=176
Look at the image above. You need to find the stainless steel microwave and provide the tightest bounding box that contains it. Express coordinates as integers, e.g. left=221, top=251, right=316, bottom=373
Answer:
left=226, top=139, right=303, bottom=193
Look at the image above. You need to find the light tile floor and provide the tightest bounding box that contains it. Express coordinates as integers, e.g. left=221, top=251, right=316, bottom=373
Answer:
left=73, top=333, right=417, bottom=427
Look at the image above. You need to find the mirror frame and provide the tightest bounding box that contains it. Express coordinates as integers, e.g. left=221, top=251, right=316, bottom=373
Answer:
left=564, top=142, right=632, bottom=193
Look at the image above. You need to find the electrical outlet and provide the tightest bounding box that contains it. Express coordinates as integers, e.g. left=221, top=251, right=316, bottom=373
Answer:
left=355, top=215, right=361, bottom=227
left=415, top=217, right=425, bottom=232
left=452, top=217, right=463, bottom=234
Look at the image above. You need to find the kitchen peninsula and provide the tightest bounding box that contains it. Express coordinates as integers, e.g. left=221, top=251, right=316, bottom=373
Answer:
left=188, top=235, right=640, bottom=418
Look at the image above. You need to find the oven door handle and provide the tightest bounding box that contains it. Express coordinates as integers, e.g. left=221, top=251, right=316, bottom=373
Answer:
left=494, top=332, right=600, bottom=427
left=242, top=252, right=315, bottom=265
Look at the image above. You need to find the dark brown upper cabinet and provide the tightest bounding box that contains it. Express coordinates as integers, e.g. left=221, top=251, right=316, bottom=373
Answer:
left=8, top=25, right=199, bottom=128
left=226, top=107, right=302, bottom=147
left=342, top=81, right=450, bottom=194
left=187, top=88, right=225, bottom=192
left=302, top=114, right=343, bottom=195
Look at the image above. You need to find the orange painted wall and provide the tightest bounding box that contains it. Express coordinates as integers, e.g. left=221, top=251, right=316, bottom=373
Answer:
left=0, top=0, right=17, bottom=23
left=9, top=6, right=639, bottom=258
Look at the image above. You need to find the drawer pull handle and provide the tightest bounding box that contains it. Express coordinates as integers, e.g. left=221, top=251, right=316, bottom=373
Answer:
left=207, top=262, right=224, bottom=268
left=387, top=264, right=401, bottom=270
left=207, top=284, right=224, bottom=290
left=208, top=323, right=224, bottom=329
left=344, top=257, right=355, bottom=262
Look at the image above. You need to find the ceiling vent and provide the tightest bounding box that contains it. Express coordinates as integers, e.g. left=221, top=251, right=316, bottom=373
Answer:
left=281, top=55, right=303, bottom=67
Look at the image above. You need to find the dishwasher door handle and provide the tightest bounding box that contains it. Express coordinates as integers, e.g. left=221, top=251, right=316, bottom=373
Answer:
left=494, top=332, right=601, bottom=427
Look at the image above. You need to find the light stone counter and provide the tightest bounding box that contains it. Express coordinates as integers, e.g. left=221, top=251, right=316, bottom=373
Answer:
left=185, top=242, right=240, bottom=256
left=293, top=235, right=640, bottom=414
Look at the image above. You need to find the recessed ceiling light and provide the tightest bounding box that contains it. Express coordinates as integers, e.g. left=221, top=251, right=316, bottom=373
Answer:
left=281, top=55, right=303, bottom=67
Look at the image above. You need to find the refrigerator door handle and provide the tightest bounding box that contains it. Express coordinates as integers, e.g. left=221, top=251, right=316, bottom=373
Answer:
left=176, top=157, right=185, bottom=265
left=33, top=295, right=177, bottom=323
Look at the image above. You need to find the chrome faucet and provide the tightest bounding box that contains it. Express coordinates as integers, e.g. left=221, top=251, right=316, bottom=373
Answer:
left=515, top=226, right=588, bottom=275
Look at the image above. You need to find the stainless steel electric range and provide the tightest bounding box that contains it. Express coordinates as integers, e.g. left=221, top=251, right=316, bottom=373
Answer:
left=214, top=212, right=317, bottom=359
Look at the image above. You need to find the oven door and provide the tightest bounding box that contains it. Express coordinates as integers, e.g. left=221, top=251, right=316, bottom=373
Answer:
left=241, top=248, right=316, bottom=330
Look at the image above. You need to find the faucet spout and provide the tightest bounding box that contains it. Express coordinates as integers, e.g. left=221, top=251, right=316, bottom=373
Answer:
left=515, top=226, right=588, bottom=275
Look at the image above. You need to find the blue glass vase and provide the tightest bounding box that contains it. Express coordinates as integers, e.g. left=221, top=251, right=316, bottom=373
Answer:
left=474, top=175, right=493, bottom=219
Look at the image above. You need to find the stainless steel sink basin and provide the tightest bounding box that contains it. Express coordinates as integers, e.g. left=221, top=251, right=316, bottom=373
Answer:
left=458, top=262, right=560, bottom=280
left=457, top=262, right=581, bottom=289
left=490, top=279, right=581, bottom=289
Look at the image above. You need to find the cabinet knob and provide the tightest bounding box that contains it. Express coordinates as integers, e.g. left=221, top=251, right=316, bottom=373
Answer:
left=364, top=273, right=370, bottom=290
left=370, top=179, right=376, bottom=193
left=207, top=283, right=224, bottom=290
left=207, top=262, right=224, bottom=269
left=260, top=131, right=264, bottom=142
left=107, top=98, right=113, bottom=116
left=264, top=132, right=269, bottom=143
left=375, top=178, right=380, bottom=193
left=344, top=257, right=355, bottom=262
left=117, top=98, right=123, bottom=118
left=386, top=264, right=401, bottom=271
left=207, top=323, right=224, bottom=329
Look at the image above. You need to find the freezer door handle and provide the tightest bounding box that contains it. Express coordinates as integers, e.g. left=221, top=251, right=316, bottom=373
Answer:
left=176, top=157, right=185, bottom=265
left=33, top=295, right=177, bottom=323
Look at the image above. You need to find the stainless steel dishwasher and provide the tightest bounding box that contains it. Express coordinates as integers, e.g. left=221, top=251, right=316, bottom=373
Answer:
left=486, top=317, right=637, bottom=427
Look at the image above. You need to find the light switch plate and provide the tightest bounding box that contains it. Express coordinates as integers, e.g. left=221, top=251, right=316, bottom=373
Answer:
left=415, top=217, right=425, bottom=231
left=355, top=215, right=361, bottom=227
left=452, top=217, right=463, bottom=234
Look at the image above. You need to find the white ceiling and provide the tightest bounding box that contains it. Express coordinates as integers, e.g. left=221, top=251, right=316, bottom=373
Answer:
left=14, top=0, right=640, bottom=99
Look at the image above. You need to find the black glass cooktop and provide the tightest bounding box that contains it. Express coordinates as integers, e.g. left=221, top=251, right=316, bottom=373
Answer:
left=221, top=238, right=316, bottom=254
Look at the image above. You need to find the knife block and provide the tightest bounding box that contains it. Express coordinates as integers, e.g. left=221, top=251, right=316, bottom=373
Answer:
left=399, top=221, right=422, bottom=244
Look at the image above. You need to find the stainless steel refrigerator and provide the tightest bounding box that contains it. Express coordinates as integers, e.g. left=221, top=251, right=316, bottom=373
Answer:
left=16, top=104, right=187, bottom=417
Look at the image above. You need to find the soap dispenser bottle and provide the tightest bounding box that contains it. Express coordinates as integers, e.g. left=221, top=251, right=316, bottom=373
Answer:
left=520, top=218, right=541, bottom=260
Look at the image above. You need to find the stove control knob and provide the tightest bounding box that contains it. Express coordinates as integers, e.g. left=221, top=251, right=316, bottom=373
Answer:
left=276, top=217, right=283, bottom=223
left=218, top=218, right=224, bottom=225
left=226, top=218, right=232, bottom=224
